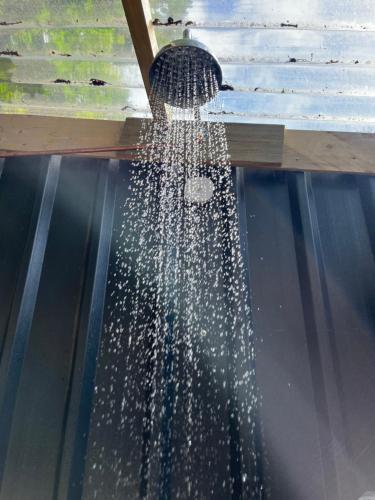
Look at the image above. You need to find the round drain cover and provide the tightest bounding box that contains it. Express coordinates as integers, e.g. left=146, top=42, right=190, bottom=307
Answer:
left=184, top=177, right=214, bottom=203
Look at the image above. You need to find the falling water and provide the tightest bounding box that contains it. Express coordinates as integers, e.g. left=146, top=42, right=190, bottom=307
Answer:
left=85, top=48, right=263, bottom=500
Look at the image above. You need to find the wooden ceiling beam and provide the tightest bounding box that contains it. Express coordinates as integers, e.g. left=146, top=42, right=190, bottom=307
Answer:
left=1, top=114, right=375, bottom=175
left=0, top=115, right=283, bottom=167
left=120, top=0, right=162, bottom=118
left=120, top=118, right=285, bottom=167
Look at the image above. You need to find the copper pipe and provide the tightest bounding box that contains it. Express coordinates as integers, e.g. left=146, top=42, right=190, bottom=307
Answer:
left=0, top=144, right=147, bottom=158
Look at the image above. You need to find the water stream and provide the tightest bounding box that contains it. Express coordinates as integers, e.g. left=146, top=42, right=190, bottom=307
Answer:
left=85, top=54, right=263, bottom=500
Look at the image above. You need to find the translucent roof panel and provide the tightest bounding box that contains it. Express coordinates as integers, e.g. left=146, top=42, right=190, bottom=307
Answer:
left=0, top=0, right=375, bottom=131
left=0, top=1, right=149, bottom=120
left=151, top=0, right=375, bottom=131
left=151, top=0, right=375, bottom=29
left=0, top=0, right=128, bottom=27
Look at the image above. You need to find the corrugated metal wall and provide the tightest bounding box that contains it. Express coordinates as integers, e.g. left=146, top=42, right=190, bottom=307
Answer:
left=0, top=156, right=374, bottom=500
left=241, top=169, right=375, bottom=499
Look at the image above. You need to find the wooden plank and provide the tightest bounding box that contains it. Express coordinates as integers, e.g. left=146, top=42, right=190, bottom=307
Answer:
left=0, top=114, right=129, bottom=157
left=1, top=114, right=375, bottom=174
left=121, top=117, right=285, bottom=167
left=0, top=114, right=284, bottom=167
left=283, top=130, right=375, bottom=174
left=121, top=0, right=157, bottom=97
left=226, top=122, right=284, bottom=167
left=121, top=0, right=165, bottom=119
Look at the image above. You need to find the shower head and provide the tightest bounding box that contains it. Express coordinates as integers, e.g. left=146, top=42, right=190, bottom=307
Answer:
left=149, top=29, right=222, bottom=109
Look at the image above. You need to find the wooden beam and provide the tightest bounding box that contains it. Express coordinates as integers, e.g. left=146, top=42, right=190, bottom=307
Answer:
left=0, top=114, right=130, bottom=157
left=1, top=114, right=375, bottom=175
left=282, top=130, right=375, bottom=174
left=121, top=118, right=285, bottom=167
left=0, top=115, right=284, bottom=167
left=121, top=0, right=161, bottom=117
left=226, top=122, right=284, bottom=167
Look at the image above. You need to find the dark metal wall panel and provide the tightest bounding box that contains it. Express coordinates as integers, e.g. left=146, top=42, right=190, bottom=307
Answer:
left=55, top=160, right=117, bottom=500
left=0, top=156, right=58, bottom=490
left=311, top=174, right=375, bottom=497
left=0, top=156, right=48, bottom=365
left=288, top=172, right=350, bottom=500
left=242, top=169, right=375, bottom=500
left=81, top=163, right=146, bottom=500
left=0, top=156, right=114, bottom=500
left=0, top=157, right=104, bottom=500
left=242, top=170, right=327, bottom=500
left=0, top=155, right=374, bottom=500
left=67, top=160, right=117, bottom=500
left=82, top=165, right=240, bottom=500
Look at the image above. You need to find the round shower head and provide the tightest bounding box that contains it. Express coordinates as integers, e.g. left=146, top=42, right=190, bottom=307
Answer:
left=149, top=29, right=222, bottom=109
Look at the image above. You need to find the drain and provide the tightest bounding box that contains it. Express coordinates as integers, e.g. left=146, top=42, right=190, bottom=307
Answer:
left=184, top=177, right=214, bottom=203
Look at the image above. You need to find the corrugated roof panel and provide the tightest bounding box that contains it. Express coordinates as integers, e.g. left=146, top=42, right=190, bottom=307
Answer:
left=0, top=82, right=149, bottom=120
left=221, top=64, right=375, bottom=97
left=0, top=59, right=143, bottom=88
left=156, top=26, right=375, bottom=64
left=0, top=0, right=375, bottom=129
left=151, top=0, right=375, bottom=29
left=0, top=0, right=127, bottom=27
left=206, top=91, right=375, bottom=129
left=152, top=1, right=375, bottom=131
left=0, top=1, right=148, bottom=119
left=0, top=27, right=135, bottom=58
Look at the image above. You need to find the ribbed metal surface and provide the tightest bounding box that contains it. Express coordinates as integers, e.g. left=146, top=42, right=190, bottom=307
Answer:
left=1, top=1, right=375, bottom=130
left=0, top=156, right=374, bottom=499
left=151, top=1, right=375, bottom=131
left=242, top=169, right=375, bottom=499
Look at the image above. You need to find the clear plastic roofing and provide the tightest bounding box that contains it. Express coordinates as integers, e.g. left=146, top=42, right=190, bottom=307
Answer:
left=0, top=0, right=374, bottom=131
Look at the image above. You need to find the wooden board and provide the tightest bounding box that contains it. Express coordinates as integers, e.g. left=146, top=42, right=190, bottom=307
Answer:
left=225, top=122, right=284, bottom=167
left=0, top=114, right=284, bottom=167
left=283, top=129, right=375, bottom=174
left=121, top=0, right=165, bottom=119
left=0, top=114, right=129, bottom=154
left=1, top=113, right=375, bottom=174
left=107, top=117, right=285, bottom=167
left=121, top=0, right=157, bottom=96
